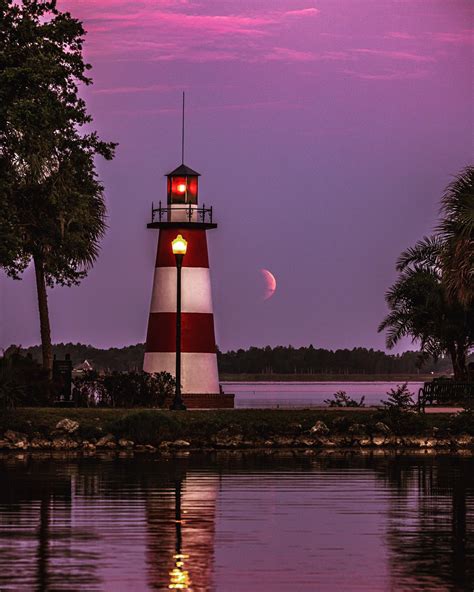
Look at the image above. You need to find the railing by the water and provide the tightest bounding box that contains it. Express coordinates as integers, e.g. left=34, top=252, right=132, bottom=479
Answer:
left=150, top=202, right=214, bottom=224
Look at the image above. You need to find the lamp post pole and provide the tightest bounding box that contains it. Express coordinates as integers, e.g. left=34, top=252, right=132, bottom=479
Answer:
left=171, top=235, right=187, bottom=410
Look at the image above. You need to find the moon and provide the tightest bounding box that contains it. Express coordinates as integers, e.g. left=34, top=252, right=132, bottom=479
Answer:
left=261, top=269, right=277, bottom=300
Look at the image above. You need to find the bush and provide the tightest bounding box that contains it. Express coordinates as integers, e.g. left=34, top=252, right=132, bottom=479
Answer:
left=324, top=391, right=365, bottom=407
left=373, top=407, right=429, bottom=435
left=0, top=349, right=50, bottom=408
left=449, top=409, right=474, bottom=435
left=72, top=371, right=176, bottom=408
left=382, top=383, right=415, bottom=409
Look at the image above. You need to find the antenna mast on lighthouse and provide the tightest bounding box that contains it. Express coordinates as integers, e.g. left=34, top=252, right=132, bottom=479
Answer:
left=181, top=91, right=185, bottom=164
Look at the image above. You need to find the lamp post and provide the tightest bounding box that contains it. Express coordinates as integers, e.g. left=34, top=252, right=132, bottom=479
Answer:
left=171, top=234, right=187, bottom=410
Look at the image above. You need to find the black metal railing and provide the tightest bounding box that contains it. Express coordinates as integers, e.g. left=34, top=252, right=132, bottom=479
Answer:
left=418, top=379, right=474, bottom=411
left=150, top=201, right=214, bottom=224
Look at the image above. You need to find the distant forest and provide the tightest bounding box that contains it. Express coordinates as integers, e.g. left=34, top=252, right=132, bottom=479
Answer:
left=12, top=343, right=465, bottom=375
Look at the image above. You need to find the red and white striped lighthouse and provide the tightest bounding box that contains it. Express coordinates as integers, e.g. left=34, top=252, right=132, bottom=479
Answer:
left=144, top=162, right=234, bottom=408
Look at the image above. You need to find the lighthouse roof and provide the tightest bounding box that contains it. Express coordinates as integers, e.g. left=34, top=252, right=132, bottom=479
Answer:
left=166, top=163, right=201, bottom=177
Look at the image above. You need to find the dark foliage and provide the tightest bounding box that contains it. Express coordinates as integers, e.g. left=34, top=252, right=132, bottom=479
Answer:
left=382, top=383, right=415, bottom=409
left=72, top=370, right=176, bottom=408
left=17, top=342, right=467, bottom=375
left=324, top=391, right=365, bottom=407
left=0, top=348, right=50, bottom=408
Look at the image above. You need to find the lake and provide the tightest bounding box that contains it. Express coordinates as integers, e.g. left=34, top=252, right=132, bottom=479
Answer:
left=0, top=451, right=472, bottom=591
left=221, top=381, right=424, bottom=408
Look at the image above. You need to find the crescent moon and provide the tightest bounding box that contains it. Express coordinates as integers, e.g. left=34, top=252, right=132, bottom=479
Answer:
left=261, top=269, right=277, bottom=300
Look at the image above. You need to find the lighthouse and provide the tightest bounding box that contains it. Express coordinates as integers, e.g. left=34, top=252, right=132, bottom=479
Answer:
left=144, top=156, right=234, bottom=408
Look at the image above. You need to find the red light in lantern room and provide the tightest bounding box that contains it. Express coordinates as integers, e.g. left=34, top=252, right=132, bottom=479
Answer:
left=177, top=182, right=187, bottom=193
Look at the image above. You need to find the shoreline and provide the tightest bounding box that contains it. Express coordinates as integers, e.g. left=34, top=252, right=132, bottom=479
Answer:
left=220, top=374, right=437, bottom=382
left=1, top=407, right=472, bottom=452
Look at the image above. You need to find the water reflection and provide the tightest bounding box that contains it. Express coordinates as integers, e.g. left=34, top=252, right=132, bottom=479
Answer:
left=0, top=451, right=472, bottom=591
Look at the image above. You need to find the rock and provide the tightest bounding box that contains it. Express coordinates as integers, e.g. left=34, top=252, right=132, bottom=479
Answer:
left=52, top=437, right=79, bottom=450
left=30, top=438, right=51, bottom=449
left=358, top=437, right=372, bottom=447
left=144, top=444, right=157, bottom=452
left=310, top=421, right=329, bottom=436
left=118, top=439, right=134, bottom=449
left=288, top=422, right=303, bottom=433
left=298, top=437, right=317, bottom=447
left=170, top=440, right=191, bottom=448
left=214, top=432, right=243, bottom=448
left=159, top=441, right=172, bottom=449
left=4, top=430, right=26, bottom=443
left=374, top=422, right=391, bottom=434
left=0, top=439, right=12, bottom=449
left=263, top=439, right=274, bottom=447
left=316, top=437, right=337, bottom=447
left=372, top=436, right=386, bottom=446
left=55, top=418, right=80, bottom=434
left=82, top=441, right=96, bottom=451
left=4, top=431, right=28, bottom=449
left=273, top=436, right=294, bottom=447
left=96, top=434, right=116, bottom=448
left=454, top=435, right=474, bottom=448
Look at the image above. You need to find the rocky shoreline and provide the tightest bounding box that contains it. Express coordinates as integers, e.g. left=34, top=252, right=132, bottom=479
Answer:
left=1, top=417, right=473, bottom=453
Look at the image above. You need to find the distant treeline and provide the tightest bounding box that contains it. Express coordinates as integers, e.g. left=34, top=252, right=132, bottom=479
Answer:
left=217, top=345, right=459, bottom=375
left=10, top=343, right=468, bottom=375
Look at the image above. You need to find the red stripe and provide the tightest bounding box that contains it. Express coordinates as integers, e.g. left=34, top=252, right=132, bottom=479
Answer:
left=145, top=312, right=217, bottom=353
left=156, top=228, right=209, bottom=268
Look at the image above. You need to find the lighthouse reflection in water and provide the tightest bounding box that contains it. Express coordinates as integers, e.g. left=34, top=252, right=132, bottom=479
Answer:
left=0, top=452, right=473, bottom=591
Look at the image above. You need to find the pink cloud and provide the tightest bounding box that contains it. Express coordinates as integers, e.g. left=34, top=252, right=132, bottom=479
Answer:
left=343, top=68, right=429, bottom=81
left=434, top=30, right=473, bottom=44
left=265, top=47, right=316, bottom=62
left=385, top=32, right=416, bottom=40
left=353, top=48, right=435, bottom=63
left=93, top=83, right=180, bottom=95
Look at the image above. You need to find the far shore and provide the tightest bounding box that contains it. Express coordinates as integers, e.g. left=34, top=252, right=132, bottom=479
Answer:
left=220, top=373, right=440, bottom=382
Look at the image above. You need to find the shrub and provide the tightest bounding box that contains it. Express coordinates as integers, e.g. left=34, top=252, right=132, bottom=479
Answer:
left=449, top=409, right=474, bottom=435
left=0, top=349, right=50, bottom=407
left=382, top=383, right=415, bottom=409
left=373, top=407, right=429, bottom=435
left=324, top=390, right=365, bottom=407
left=72, top=371, right=176, bottom=408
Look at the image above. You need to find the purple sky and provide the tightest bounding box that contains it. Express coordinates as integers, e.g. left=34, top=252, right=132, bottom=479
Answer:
left=1, top=0, right=472, bottom=353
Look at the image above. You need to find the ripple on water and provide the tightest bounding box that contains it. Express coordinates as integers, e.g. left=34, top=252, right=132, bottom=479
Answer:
left=0, top=452, right=472, bottom=591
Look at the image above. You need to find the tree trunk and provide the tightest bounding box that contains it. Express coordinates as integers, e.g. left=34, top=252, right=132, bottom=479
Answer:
left=33, top=255, right=53, bottom=379
left=448, top=343, right=468, bottom=381
left=455, top=344, right=468, bottom=381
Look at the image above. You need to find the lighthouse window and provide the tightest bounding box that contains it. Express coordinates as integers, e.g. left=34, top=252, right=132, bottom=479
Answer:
left=169, top=175, right=199, bottom=205
left=170, top=177, right=187, bottom=204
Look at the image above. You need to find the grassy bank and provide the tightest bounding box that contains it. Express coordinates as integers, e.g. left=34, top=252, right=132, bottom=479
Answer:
left=1, top=408, right=473, bottom=450
left=220, top=373, right=437, bottom=382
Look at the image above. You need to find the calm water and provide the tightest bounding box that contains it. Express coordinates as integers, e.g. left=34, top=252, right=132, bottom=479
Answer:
left=0, top=451, right=472, bottom=591
left=222, top=381, right=424, bottom=408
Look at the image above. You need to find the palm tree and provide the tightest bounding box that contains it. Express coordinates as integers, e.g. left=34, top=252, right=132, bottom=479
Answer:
left=438, top=166, right=474, bottom=306
left=378, top=238, right=473, bottom=380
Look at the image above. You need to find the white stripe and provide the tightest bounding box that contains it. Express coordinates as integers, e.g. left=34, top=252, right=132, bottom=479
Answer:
left=143, top=352, right=219, bottom=394
left=149, top=267, right=214, bottom=314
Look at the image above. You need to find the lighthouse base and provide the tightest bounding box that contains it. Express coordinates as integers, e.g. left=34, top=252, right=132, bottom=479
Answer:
left=181, top=393, right=235, bottom=409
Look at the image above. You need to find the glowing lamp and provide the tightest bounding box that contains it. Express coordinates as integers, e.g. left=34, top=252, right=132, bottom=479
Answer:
left=172, top=234, right=187, bottom=256
left=166, top=164, right=200, bottom=205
